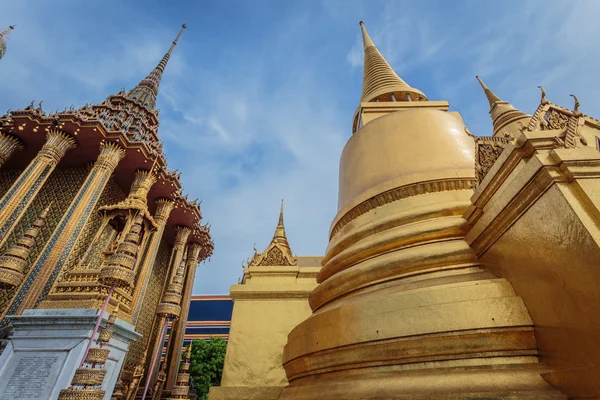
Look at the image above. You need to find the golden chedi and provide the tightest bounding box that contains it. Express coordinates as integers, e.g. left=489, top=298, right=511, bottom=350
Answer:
left=277, top=22, right=565, bottom=399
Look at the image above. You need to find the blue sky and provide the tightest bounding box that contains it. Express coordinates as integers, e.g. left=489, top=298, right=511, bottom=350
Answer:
left=2, top=0, right=599, bottom=294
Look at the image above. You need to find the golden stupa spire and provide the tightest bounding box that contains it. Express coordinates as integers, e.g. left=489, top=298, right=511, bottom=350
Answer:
left=475, top=76, right=502, bottom=108
left=272, top=199, right=290, bottom=251
left=475, top=75, right=530, bottom=136
left=0, top=203, right=51, bottom=289
left=127, top=23, right=187, bottom=110
left=358, top=21, right=427, bottom=103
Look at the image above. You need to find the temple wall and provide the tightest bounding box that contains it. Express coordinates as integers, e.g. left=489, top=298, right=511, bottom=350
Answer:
left=208, top=256, right=321, bottom=400
left=465, top=136, right=600, bottom=399
left=125, top=239, right=170, bottom=368
left=0, top=167, right=89, bottom=321
left=478, top=182, right=600, bottom=398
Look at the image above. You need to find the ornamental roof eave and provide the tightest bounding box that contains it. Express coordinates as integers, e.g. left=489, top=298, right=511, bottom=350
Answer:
left=0, top=105, right=208, bottom=247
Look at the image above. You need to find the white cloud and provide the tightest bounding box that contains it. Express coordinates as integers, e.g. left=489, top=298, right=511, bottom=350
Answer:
left=2, top=0, right=599, bottom=295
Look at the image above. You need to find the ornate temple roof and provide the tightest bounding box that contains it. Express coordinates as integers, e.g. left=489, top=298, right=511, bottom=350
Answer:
left=248, top=201, right=297, bottom=267
left=0, top=25, right=15, bottom=61
left=359, top=21, right=427, bottom=103
left=0, top=24, right=213, bottom=250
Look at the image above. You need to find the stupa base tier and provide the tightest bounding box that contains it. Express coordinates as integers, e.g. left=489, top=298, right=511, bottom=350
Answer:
left=278, top=364, right=567, bottom=400
left=208, top=386, right=283, bottom=400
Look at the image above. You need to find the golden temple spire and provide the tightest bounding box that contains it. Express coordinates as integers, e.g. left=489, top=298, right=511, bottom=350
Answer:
left=272, top=199, right=290, bottom=251
left=127, top=23, right=186, bottom=110
left=475, top=75, right=530, bottom=136
left=248, top=200, right=296, bottom=267
left=358, top=21, right=427, bottom=103
left=476, top=76, right=501, bottom=108
left=0, top=203, right=51, bottom=288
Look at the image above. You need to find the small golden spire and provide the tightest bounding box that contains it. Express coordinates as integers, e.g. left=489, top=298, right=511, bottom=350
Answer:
left=475, top=76, right=530, bottom=136
left=476, top=76, right=501, bottom=108
left=248, top=200, right=297, bottom=267
left=272, top=199, right=290, bottom=251
left=358, top=21, right=427, bottom=103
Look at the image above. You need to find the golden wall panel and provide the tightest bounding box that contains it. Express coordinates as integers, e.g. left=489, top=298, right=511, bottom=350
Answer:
left=0, top=167, right=87, bottom=322
left=124, top=239, right=170, bottom=368
left=40, top=174, right=125, bottom=302
left=480, top=184, right=600, bottom=397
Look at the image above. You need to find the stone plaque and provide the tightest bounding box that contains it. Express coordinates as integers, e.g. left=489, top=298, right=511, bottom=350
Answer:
left=0, top=351, right=66, bottom=400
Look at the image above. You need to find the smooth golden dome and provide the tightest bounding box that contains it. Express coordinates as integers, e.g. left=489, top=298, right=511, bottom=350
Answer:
left=338, top=108, right=475, bottom=212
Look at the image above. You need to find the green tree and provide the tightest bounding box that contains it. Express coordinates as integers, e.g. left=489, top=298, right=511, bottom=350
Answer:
left=189, top=338, right=227, bottom=400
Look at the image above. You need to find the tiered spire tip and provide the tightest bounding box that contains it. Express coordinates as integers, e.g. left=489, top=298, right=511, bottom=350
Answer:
left=358, top=20, right=427, bottom=103
left=476, top=76, right=501, bottom=108
left=273, top=199, right=289, bottom=250
left=359, top=21, right=374, bottom=49
left=127, top=23, right=187, bottom=110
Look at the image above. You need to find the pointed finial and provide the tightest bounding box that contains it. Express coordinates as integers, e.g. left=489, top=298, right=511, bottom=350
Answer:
left=40, top=201, right=53, bottom=219
left=278, top=199, right=284, bottom=226
left=271, top=199, right=290, bottom=250
left=570, top=94, right=581, bottom=114
left=537, top=86, right=547, bottom=104
left=476, top=76, right=501, bottom=108
left=359, top=20, right=374, bottom=49
left=0, top=25, right=15, bottom=38
left=167, top=24, right=187, bottom=56
left=358, top=21, right=427, bottom=103
left=127, top=23, right=187, bottom=110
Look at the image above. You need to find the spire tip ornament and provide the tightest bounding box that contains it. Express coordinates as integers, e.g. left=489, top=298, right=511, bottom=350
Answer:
left=358, top=21, right=426, bottom=104
left=475, top=75, right=501, bottom=108
left=127, top=23, right=187, bottom=110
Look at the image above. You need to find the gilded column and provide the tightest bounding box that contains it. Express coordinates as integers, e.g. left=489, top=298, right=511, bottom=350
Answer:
left=0, top=131, right=23, bottom=168
left=131, top=198, right=174, bottom=324
left=166, top=243, right=201, bottom=389
left=0, top=129, right=76, bottom=248
left=7, top=141, right=124, bottom=317
left=143, top=226, right=190, bottom=396
left=168, top=343, right=193, bottom=400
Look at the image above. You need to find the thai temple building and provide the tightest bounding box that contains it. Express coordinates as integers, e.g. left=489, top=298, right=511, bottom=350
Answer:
left=1, top=15, right=600, bottom=400
left=0, top=24, right=213, bottom=400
